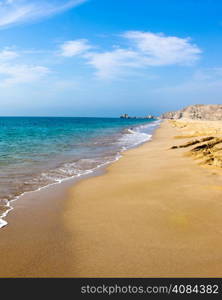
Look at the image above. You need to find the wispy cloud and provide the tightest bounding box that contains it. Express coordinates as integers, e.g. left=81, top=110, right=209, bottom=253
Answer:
left=59, top=39, right=92, bottom=57
left=0, top=48, right=19, bottom=60
left=85, top=49, right=142, bottom=78
left=0, top=30, right=201, bottom=86
left=0, top=63, right=50, bottom=86
left=60, top=31, right=201, bottom=79
left=123, top=31, right=201, bottom=66
left=0, top=0, right=87, bottom=28
left=0, top=46, right=50, bottom=86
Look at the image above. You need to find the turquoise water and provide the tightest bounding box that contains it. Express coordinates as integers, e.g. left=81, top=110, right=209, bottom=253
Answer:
left=0, top=117, right=159, bottom=227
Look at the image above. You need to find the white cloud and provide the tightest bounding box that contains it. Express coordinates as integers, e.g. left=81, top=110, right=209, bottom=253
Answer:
left=0, top=0, right=87, bottom=27
left=85, top=49, right=141, bottom=78
left=60, top=39, right=92, bottom=57
left=0, top=63, right=50, bottom=86
left=123, top=31, right=201, bottom=66
left=0, top=48, right=18, bottom=60
left=69, top=31, right=202, bottom=79
left=0, top=45, right=49, bottom=86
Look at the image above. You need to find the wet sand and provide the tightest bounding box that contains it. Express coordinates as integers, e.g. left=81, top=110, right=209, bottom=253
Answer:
left=1, top=120, right=222, bottom=277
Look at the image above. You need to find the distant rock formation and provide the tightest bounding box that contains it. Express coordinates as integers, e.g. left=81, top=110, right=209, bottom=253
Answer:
left=161, top=104, right=222, bottom=121
left=120, top=113, right=155, bottom=119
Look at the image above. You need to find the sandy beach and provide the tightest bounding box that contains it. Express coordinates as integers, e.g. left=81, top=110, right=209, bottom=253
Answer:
left=1, top=120, right=222, bottom=277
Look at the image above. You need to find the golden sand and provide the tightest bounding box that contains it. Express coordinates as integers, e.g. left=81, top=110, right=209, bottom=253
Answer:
left=1, top=120, right=222, bottom=277
left=63, top=120, right=222, bottom=277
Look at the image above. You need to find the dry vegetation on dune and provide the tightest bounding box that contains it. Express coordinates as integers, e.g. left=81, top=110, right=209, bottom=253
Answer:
left=169, top=120, right=222, bottom=168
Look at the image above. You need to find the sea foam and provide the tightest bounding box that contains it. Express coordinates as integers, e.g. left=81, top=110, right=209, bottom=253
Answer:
left=0, top=118, right=160, bottom=228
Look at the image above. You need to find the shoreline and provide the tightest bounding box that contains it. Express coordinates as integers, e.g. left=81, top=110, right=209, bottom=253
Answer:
left=0, top=122, right=158, bottom=277
left=0, top=120, right=158, bottom=229
left=1, top=120, right=222, bottom=277
left=0, top=153, right=120, bottom=229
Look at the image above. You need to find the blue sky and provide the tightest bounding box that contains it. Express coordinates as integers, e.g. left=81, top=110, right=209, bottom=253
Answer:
left=0, top=0, right=222, bottom=116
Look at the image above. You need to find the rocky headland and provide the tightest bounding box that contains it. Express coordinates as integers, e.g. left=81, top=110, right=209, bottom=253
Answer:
left=161, top=104, right=222, bottom=121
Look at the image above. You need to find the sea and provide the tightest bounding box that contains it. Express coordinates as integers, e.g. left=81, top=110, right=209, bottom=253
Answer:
left=0, top=116, right=160, bottom=227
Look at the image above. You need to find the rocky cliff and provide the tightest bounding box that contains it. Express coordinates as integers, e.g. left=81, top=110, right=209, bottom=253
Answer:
left=161, top=104, right=222, bottom=121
